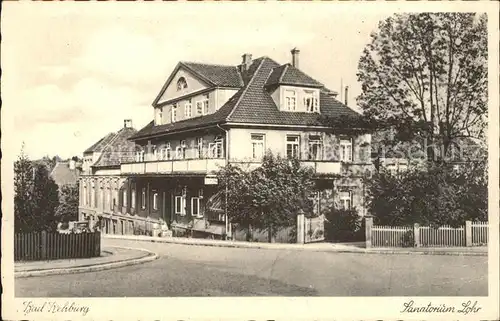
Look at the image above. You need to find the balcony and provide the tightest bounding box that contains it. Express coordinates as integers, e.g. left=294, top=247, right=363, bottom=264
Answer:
left=121, top=147, right=226, bottom=175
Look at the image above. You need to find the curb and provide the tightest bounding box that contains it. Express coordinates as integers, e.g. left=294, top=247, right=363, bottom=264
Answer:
left=14, top=246, right=158, bottom=278
left=104, top=235, right=487, bottom=256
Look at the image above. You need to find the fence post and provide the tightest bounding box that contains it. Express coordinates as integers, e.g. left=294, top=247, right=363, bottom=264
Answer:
left=41, top=231, right=47, bottom=260
left=465, top=220, right=472, bottom=247
left=297, top=211, right=305, bottom=244
left=413, top=223, right=420, bottom=247
left=364, top=215, right=373, bottom=249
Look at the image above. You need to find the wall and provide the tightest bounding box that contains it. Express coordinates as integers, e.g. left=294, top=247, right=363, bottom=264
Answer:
left=157, top=67, right=208, bottom=103
left=228, top=127, right=372, bottom=163
left=136, top=129, right=226, bottom=160
left=158, top=88, right=238, bottom=125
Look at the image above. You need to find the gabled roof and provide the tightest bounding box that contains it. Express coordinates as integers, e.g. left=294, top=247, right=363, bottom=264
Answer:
left=265, top=63, right=324, bottom=88
left=50, top=162, right=80, bottom=186
left=132, top=56, right=361, bottom=141
left=182, top=62, right=244, bottom=88
left=93, top=127, right=138, bottom=168
left=84, top=133, right=116, bottom=154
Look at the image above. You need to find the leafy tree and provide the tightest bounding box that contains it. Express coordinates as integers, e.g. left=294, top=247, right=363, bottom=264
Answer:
left=14, top=145, right=60, bottom=232
left=217, top=152, right=315, bottom=242
left=56, top=182, right=80, bottom=222
left=14, top=144, right=35, bottom=232
left=324, top=207, right=363, bottom=242
left=31, top=164, right=60, bottom=232
left=365, top=157, right=487, bottom=227
left=357, top=13, right=487, bottom=158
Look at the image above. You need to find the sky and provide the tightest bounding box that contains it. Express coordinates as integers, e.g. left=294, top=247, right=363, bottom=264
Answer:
left=3, top=2, right=390, bottom=160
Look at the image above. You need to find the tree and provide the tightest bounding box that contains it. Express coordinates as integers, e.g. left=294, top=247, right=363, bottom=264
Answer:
left=56, top=182, right=80, bottom=223
left=31, top=164, right=60, bottom=232
left=14, top=144, right=35, bottom=232
left=365, top=158, right=487, bottom=227
left=357, top=13, right=487, bottom=159
left=217, top=152, right=315, bottom=242
left=14, top=144, right=60, bottom=232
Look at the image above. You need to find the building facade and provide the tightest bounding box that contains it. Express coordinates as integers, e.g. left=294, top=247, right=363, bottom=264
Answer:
left=79, top=49, right=373, bottom=239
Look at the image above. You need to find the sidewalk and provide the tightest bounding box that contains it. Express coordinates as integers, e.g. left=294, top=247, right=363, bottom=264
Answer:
left=104, top=234, right=488, bottom=256
left=15, top=246, right=158, bottom=278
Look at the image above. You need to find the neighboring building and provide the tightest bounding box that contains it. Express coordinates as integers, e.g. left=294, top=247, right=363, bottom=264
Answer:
left=78, top=120, right=141, bottom=234
left=50, top=160, right=82, bottom=188
left=79, top=49, right=373, bottom=238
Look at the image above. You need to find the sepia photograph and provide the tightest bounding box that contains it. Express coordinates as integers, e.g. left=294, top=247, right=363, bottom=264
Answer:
left=2, top=1, right=499, bottom=320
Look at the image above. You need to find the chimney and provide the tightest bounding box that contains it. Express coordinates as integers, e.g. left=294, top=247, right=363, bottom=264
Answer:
left=291, top=48, right=300, bottom=69
left=241, top=54, right=252, bottom=71
left=344, top=86, right=349, bottom=105
left=124, top=119, right=133, bottom=128
left=69, top=159, right=76, bottom=170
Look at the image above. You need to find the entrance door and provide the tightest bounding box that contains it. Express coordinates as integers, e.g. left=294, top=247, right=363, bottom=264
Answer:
left=162, top=191, right=170, bottom=226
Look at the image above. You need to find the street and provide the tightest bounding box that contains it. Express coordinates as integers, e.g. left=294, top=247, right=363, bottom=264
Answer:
left=16, top=238, right=488, bottom=297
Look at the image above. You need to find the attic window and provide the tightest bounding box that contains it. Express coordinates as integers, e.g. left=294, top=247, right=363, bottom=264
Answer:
left=284, top=90, right=296, bottom=111
left=304, top=91, right=319, bottom=113
left=177, top=77, right=188, bottom=91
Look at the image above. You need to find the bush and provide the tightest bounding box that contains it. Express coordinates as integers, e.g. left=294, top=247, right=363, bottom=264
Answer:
left=324, top=207, right=363, bottom=242
left=366, top=159, right=487, bottom=227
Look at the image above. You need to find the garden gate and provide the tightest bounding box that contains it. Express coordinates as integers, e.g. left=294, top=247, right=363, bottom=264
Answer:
left=304, top=215, right=325, bottom=243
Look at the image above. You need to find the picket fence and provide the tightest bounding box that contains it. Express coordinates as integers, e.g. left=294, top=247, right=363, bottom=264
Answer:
left=14, top=231, right=101, bottom=261
left=368, top=219, right=488, bottom=248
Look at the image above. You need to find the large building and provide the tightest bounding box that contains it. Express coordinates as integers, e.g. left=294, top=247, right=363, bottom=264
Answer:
left=79, top=49, right=373, bottom=239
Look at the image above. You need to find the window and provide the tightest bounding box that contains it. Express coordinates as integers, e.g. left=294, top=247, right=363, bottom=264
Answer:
left=304, top=91, right=319, bottom=113
left=163, top=143, right=171, bottom=160
left=99, top=187, right=104, bottom=209
left=196, top=98, right=209, bottom=116
left=172, top=104, right=177, bottom=122
left=308, top=135, right=323, bottom=160
left=284, top=90, right=296, bottom=111
left=155, top=107, right=163, bottom=125
left=196, top=137, right=203, bottom=158
left=107, top=188, right=112, bottom=211
left=175, top=196, right=185, bottom=215
left=185, top=102, right=192, bottom=118
left=91, top=182, right=96, bottom=208
left=286, top=135, right=300, bottom=159
left=176, top=140, right=186, bottom=159
left=340, top=138, right=353, bottom=162
left=339, top=191, right=352, bottom=210
left=208, top=136, right=223, bottom=158
left=191, top=197, right=202, bottom=218
left=136, top=150, right=144, bottom=162
left=83, top=185, right=88, bottom=206
left=123, top=190, right=127, bottom=207
left=153, top=192, right=158, bottom=210
left=141, top=188, right=146, bottom=209
left=131, top=189, right=136, bottom=209
left=176, top=77, right=188, bottom=91
left=251, top=134, right=265, bottom=159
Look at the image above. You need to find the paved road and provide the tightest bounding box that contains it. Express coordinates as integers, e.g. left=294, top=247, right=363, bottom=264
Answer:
left=16, top=238, right=487, bottom=297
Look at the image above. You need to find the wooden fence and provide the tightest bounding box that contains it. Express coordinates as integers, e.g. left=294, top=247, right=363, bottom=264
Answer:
left=365, top=217, right=488, bottom=248
left=472, top=221, right=488, bottom=245
left=371, top=225, right=412, bottom=247
left=14, top=231, right=101, bottom=261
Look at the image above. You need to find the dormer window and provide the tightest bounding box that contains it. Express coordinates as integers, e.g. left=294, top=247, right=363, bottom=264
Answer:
left=176, top=77, right=188, bottom=91
left=284, top=90, right=297, bottom=111
left=172, top=104, right=177, bottom=122
left=304, top=91, right=319, bottom=113
left=155, top=107, right=163, bottom=126
left=196, top=98, right=209, bottom=116
left=185, top=102, right=192, bottom=118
